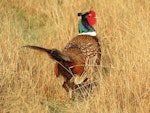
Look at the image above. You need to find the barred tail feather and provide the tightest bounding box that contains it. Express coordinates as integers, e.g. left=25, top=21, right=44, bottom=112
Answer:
left=23, top=45, right=71, bottom=62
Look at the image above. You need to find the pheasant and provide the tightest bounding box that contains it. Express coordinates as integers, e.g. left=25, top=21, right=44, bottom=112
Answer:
left=24, top=10, right=101, bottom=97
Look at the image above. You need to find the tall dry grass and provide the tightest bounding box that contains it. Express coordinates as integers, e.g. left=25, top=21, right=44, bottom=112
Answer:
left=0, top=0, right=150, bottom=112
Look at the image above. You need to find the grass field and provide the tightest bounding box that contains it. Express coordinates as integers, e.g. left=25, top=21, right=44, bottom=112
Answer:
left=0, top=0, right=150, bottom=112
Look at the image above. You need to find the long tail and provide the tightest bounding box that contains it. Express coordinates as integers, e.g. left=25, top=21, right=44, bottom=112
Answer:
left=23, top=45, right=71, bottom=62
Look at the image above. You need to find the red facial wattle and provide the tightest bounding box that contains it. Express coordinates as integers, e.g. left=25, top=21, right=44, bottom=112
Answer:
left=87, top=10, right=96, bottom=26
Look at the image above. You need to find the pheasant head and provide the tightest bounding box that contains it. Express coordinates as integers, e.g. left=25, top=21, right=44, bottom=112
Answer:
left=78, top=10, right=97, bottom=36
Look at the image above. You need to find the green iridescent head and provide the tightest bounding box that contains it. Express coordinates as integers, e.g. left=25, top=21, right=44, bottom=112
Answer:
left=78, top=10, right=96, bottom=34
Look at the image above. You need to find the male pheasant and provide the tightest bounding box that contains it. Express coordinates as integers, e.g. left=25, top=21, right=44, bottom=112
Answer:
left=24, top=10, right=101, bottom=97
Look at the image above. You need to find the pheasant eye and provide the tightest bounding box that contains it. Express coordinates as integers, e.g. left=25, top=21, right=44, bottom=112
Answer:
left=88, top=13, right=92, bottom=17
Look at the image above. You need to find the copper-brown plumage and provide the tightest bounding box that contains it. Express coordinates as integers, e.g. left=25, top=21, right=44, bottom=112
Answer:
left=24, top=35, right=101, bottom=93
